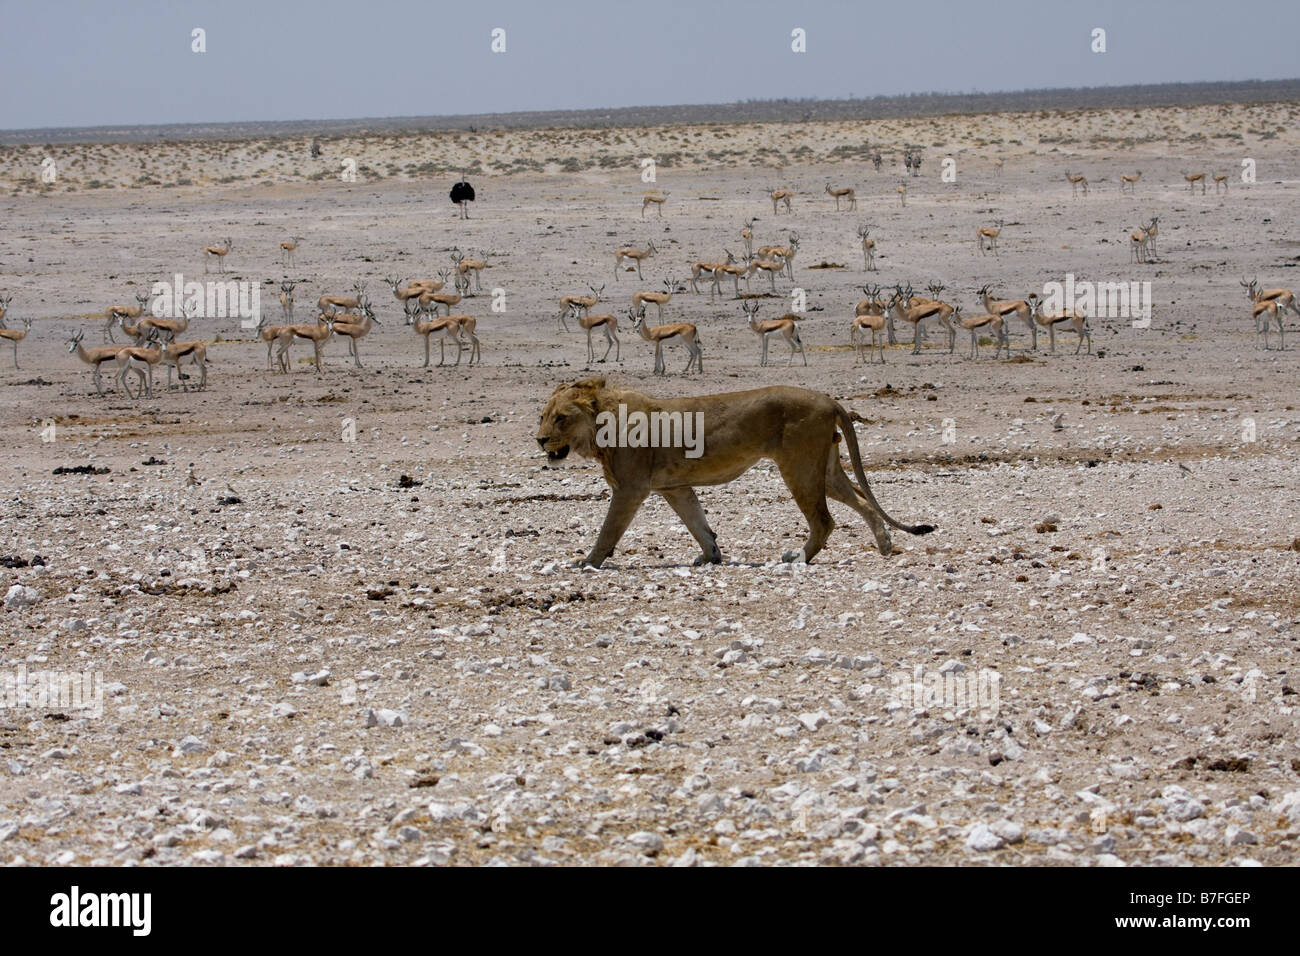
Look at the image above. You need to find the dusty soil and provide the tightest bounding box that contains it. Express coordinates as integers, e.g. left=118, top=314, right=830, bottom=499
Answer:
left=0, top=100, right=1297, bottom=866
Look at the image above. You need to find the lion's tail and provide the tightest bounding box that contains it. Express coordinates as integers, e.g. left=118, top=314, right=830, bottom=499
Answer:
left=835, top=403, right=935, bottom=536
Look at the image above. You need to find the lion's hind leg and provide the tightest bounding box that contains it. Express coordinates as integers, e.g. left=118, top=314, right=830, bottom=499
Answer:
left=825, top=447, right=893, bottom=556
left=775, top=458, right=835, bottom=564
left=660, top=487, right=723, bottom=565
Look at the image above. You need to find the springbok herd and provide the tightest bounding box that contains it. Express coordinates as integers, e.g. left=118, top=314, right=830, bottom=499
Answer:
left=0, top=162, right=1294, bottom=397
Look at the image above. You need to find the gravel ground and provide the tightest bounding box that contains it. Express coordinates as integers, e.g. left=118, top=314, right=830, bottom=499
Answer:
left=1, top=104, right=1298, bottom=865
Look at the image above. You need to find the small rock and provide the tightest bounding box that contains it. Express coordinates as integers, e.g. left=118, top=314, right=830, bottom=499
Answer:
left=626, top=831, right=663, bottom=855
left=796, top=711, right=830, bottom=732
left=989, top=819, right=1024, bottom=844
left=364, top=708, right=404, bottom=727
left=966, top=823, right=1005, bottom=851
left=1225, top=825, right=1257, bottom=847
left=3, top=584, right=39, bottom=609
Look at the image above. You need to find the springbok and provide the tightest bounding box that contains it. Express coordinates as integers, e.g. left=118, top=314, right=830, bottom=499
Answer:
left=1129, top=217, right=1157, bottom=264
left=747, top=255, right=786, bottom=294
left=630, top=307, right=702, bottom=375
left=279, top=281, right=297, bottom=323
left=105, top=292, right=150, bottom=343
left=887, top=285, right=957, bottom=355
left=408, top=300, right=468, bottom=367
left=557, top=284, right=605, bottom=332
left=439, top=312, right=481, bottom=366
left=261, top=310, right=330, bottom=373
left=568, top=304, right=620, bottom=365
left=318, top=281, right=367, bottom=315
left=330, top=304, right=381, bottom=367
left=417, top=273, right=465, bottom=315
left=67, top=330, right=131, bottom=395
left=689, top=254, right=729, bottom=299
left=857, top=224, right=877, bottom=271
left=204, top=237, right=233, bottom=274
left=641, top=192, right=668, bottom=218
left=976, top=220, right=1003, bottom=257
left=1145, top=216, right=1160, bottom=257
left=951, top=306, right=1009, bottom=360
left=1252, top=299, right=1285, bottom=350
left=279, top=236, right=303, bottom=268
left=113, top=330, right=165, bottom=399
left=851, top=295, right=888, bottom=365
left=1241, top=276, right=1300, bottom=319
left=825, top=183, right=856, bottom=211
left=275, top=314, right=334, bottom=375
left=756, top=231, right=799, bottom=279
left=160, top=337, right=210, bottom=391
left=743, top=301, right=805, bottom=367
left=139, top=303, right=192, bottom=343
left=614, top=241, right=656, bottom=281
left=712, top=251, right=750, bottom=299
left=976, top=284, right=1036, bottom=349
left=1029, top=295, right=1092, bottom=354
left=631, top=278, right=684, bottom=322
left=0, top=316, right=32, bottom=369
left=451, top=248, right=488, bottom=293
left=386, top=276, right=443, bottom=305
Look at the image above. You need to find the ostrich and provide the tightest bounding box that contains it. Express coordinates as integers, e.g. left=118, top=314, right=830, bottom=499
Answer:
left=450, top=171, right=475, bottom=219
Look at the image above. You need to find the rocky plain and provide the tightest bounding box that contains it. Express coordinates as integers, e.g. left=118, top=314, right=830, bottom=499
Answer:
left=0, top=97, right=1297, bottom=866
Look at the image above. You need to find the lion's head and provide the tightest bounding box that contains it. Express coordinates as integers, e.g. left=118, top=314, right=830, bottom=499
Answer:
left=536, top=378, right=604, bottom=461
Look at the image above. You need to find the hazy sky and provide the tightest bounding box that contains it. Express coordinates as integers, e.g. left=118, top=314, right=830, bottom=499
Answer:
left=1, top=0, right=1296, bottom=130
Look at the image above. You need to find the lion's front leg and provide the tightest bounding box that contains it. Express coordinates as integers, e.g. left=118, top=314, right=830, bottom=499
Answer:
left=583, top=488, right=649, bottom=568
left=659, top=487, right=723, bottom=566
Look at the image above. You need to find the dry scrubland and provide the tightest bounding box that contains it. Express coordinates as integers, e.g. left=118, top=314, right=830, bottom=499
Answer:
left=0, top=100, right=1298, bottom=867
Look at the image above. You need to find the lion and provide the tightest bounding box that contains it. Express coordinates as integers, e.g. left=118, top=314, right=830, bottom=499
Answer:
left=535, top=378, right=934, bottom=568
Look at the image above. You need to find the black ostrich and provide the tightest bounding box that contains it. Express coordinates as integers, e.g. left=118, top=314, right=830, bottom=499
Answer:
left=450, top=172, right=475, bottom=219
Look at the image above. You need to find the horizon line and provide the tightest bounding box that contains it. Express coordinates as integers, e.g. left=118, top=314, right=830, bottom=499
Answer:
left=3, top=77, right=1298, bottom=145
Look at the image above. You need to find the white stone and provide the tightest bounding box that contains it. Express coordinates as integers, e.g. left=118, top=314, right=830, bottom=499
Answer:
left=966, top=823, right=1005, bottom=851
left=4, top=585, right=39, bottom=609
left=796, top=711, right=830, bottom=732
